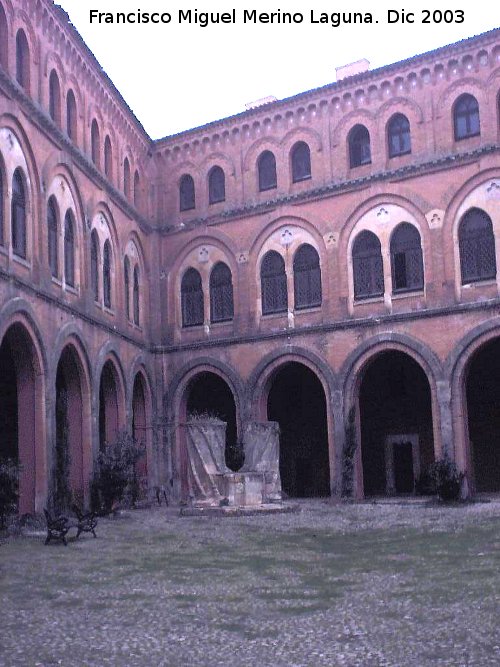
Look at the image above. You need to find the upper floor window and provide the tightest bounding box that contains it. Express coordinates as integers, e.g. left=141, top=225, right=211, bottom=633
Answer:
left=258, top=151, right=277, bottom=192
left=103, top=240, right=112, bottom=308
left=12, top=169, right=27, bottom=258
left=49, top=70, right=61, bottom=126
left=390, top=223, right=424, bottom=292
left=352, top=230, right=384, bottom=300
left=134, top=171, right=140, bottom=209
left=454, top=94, right=480, bottom=141
left=180, top=174, right=195, bottom=211
left=66, top=90, right=77, bottom=141
left=124, top=157, right=131, bottom=199
left=349, top=125, right=371, bottom=168
left=459, top=208, right=496, bottom=284
left=291, top=142, right=311, bottom=183
left=208, top=166, right=225, bottom=204
left=64, top=211, right=75, bottom=287
left=133, top=266, right=140, bottom=326
left=124, top=256, right=130, bottom=320
left=104, top=136, right=113, bottom=180
left=0, top=4, right=8, bottom=71
left=90, top=231, right=99, bottom=301
left=181, top=268, right=203, bottom=327
left=293, top=244, right=322, bottom=309
left=388, top=114, right=411, bottom=158
left=91, top=120, right=100, bottom=168
left=47, top=197, right=58, bottom=277
left=16, top=30, right=30, bottom=92
left=261, top=250, right=287, bottom=315
left=210, top=262, right=234, bottom=323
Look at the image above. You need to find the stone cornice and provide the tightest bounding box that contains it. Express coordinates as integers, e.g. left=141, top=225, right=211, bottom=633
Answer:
left=152, top=296, right=500, bottom=355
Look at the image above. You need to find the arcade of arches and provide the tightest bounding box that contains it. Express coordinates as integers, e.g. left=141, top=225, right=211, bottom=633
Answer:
left=1, top=321, right=500, bottom=513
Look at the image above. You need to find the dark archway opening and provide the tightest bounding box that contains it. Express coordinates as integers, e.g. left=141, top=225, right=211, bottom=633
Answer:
left=0, top=325, right=40, bottom=514
left=55, top=348, right=84, bottom=509
left=132, top=373, right=148, bottom=494
left=99, top=361, right=119, bottom=450
left=186, top=372, right=240, bottom=471
left=0, top=339, right=18, bottom=463
left=466, top=339, right=500, bottom=492
left=267, top=362, right=330, bottom=497
left=359, top=351, right=434, bottom=496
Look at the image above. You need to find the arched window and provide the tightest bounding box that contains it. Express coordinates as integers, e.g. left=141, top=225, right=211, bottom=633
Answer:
left=91, top=119, right=100, bottom=168
left=123, top=158, right=131, bottom=198
left=0, top=4, right=8, bottom=71
left=293, top=244, right=322, bottom=309
left=208, top=166, right=225, bottom=204
left=388, top=114, right=411, bottom=158
left=180, top=174, right=195, bottom=211
left=134, top=170, right=140, bottom=209
left=210, top=262, right=234, bottom=323
left=181, top=268, right=204, bottom=327
left=349, top=125, right=371, bottom=168
left=291, top=142, right=311, bottom=183
left=90, top=231, right=99, bottom=301
left=47, top=197, right=58, bottom=277
left=0, top=162, right=4, bottom=245
left=390, top=223, right=424, bottom=292
left=64, top=211, right=75, bottom=287
left=66, top=90, right=77, bottom=141
left=103, top=240, right=112, bottom=308
left=12, top=169, right=26, bottom=258
left=352, top=231, right=384, bottom=300
left=258, top=151, right=277, bottom=192
left=133, top=265, right=140, bottom=326
left=49, top=70, right=61, bottom=126
left=261, top=251, right=287, bottom=315
left=16, top=30, right=29, bottom=92
left=124, top=256, right=130, bottom=320
left=459, top=208, right=496, bottom=284
left=454, top=94, right=480, bottom=140
left=104, top=136, right=113, bottom=180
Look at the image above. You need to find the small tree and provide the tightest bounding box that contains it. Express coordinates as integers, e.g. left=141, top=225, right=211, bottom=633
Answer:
left=91, top=432, right=145, bottom=515
left=341, top=406, right=358, bottom=499
left=0, top=459, right=20, bottom=529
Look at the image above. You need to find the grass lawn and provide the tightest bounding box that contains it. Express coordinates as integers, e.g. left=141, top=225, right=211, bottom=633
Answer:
left=1, top=500, right=499, bottom=666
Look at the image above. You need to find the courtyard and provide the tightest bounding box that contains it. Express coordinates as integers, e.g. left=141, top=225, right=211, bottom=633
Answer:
left=1, top=500, right=499, bottom=667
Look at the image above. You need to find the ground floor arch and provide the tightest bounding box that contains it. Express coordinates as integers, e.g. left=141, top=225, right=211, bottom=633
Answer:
left=132, top=371, right=153, bottom=495
left=465, top=338, right=500, bottom=492
left=184, top=371, right=240, bottom=471
left=54, top=345, right=90, bottom=509
left=358, top=350, right=435, bottom=496
left=0, top=322, right=45, bottom=514
left=99, top=359, right=123, bottom=449
left=266, top=362, right=330, bottom=497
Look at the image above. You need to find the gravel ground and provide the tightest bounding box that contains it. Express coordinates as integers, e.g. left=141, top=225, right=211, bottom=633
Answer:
left=1, top=498, right=499, bottom=667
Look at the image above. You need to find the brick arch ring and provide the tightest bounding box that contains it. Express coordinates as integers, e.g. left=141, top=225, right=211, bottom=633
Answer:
left=247, top=346, right=338, bottom=422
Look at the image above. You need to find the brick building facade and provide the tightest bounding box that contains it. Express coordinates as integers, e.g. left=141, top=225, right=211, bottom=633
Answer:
left=1, top=0, right=499, bottom=511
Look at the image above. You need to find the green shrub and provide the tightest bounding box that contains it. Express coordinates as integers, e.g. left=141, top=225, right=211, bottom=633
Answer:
left=90, top=432, right=145, bottom=515
left=428, top=457, right=464, bottom=501
left=0, top=459, right=19, bottom=529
